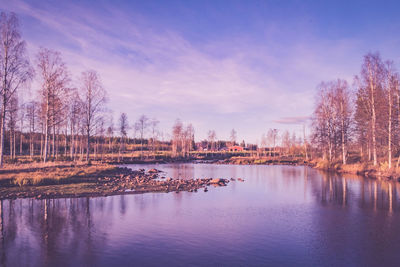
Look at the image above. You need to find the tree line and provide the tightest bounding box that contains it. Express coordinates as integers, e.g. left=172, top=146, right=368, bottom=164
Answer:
left=312, top=52, right=400, bottom=168
left=0, top=12, right=112, bottom=166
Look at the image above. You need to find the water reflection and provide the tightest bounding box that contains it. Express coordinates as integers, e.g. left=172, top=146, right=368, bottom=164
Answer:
left=311, top=170, right=399, bottom=213
left=0, top=198, right=111, bottom=266
left=0, top=164, right=399, bottom=266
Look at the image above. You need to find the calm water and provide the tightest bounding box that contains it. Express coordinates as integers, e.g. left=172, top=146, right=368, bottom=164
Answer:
left=1, top=164, right=400, bottom=267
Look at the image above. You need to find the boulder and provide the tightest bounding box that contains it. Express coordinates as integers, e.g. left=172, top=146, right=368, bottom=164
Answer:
left=210, top=178, right=224, bottom=184
left=148, top=168, right=161, bottom=174
left=210, top=178, right=228, bottom=186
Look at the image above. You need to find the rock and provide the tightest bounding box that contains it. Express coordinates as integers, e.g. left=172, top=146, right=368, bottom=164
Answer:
left=237, top=178, right=245, bottom=182
left=210, top=178, right=228, bottom=186
left=230, top=178, right=236, bottom=181
left=204, top=187, right=208, bottom=192
left=210, top=178, right=223, bottom=184
left=148, top=168, right=161, bottom=174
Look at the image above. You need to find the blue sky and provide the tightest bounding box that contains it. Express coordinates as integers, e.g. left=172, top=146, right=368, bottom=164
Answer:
left=2, top=0, right=400, bottom=143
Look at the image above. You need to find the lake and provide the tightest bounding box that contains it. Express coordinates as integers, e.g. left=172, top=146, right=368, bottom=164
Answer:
left=1, top=164, right=400, bottom=266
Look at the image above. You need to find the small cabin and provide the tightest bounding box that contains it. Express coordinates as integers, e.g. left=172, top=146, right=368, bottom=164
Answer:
left=228, top=146, right=244, bottom=152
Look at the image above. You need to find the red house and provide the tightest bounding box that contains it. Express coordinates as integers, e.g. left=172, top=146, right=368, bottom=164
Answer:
left=229, top=146, right=244, bottom=152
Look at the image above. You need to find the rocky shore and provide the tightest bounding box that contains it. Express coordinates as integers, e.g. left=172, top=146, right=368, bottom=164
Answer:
left=0, top=166, right=233, bottom=200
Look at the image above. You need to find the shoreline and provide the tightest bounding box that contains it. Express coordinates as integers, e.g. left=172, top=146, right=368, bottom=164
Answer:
left=0, top=163, right=231, bottom=200
left=1, top=158, right=398, bottom=200
left=215, top=156, right=400, bottom=181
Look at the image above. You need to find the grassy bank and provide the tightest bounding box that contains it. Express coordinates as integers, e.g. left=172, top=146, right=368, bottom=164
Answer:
left=311, top=159, right=400, bottom=180
left=220, top=156, right=305, bottom=165
left=0, top=162, right=117, bottom=187
left=219, top=155, right=400, bottom=181
left=0, top=161, right=233, bottom=199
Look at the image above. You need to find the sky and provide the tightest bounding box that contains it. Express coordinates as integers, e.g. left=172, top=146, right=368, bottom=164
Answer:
left=1, top=0, right=400, bottom=143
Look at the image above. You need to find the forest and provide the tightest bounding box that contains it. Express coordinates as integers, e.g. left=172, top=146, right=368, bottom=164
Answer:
left=312, top=52, right=400, bottom=171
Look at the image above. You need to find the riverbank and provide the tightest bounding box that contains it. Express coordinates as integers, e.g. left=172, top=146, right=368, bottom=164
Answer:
left=216, top=156, right=400, bottom=181
left=218, top=156, right=305, bottom=166
left=310, top=159, right=400, bottom=181
left=0, top=162, right=230, bottom=199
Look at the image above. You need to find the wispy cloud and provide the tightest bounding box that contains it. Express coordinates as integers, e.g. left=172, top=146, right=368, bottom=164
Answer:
left=1, top=0, right=369, bottom=141
left=273, top=116, right=311, bottom=125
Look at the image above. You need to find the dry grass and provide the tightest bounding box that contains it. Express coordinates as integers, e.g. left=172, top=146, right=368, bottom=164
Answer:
left=0, top=162, right=116, bottom=186
left=340, top=163, right=369, bottom=174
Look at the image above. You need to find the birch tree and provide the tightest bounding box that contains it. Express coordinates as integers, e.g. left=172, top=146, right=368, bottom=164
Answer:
left=36, top=48, right=69, bottom=163
left=0, top=12, right=32, bottom=166
left=230, top=129, right=237, bottom=145
left=26, top=101, right=38, bottom=157
left=149, top=118, right=159, bottom=157
left=171, top=119, right=182, bottom=157
left=207, top=130, right=217, bottom=151
left=135, top=115, right=149, bottom=158
left=118, top=112, right=129, bottom=158
left=80, top=70, right=107, bottom=161
left=359, top=53, right=384, bottom=166
left=384, top=61, right=396, bottom=168
left=333, top=79, right=352, bottom=164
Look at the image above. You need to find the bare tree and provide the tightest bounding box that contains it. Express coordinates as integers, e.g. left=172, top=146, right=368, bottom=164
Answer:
left=267, top=128, right=278, bottom=156
left=36, top=48, right=69, bottom=163
left=134, top=115, right=149, bottom=159
left=7, top=96, right=18, bottom=159
left=26, top=101, right=38, bottom=157
left=0, top=12, right=32, bottom=166
left=106, top=119, right=114, bottom=157
left=282, top=130, right=290, bottom=155
left=230, top=128, right=237, bottom=146
left=334, top=79, right=352, bottom=164
left=80, top=70, right=107, bottom=161
left=207, top=130, right=217, bottom=151
left=149, top=118, right=159, bottom=158
left=313, top=79, right=352, bottom=163
left=118, top=112, right=129, bottom=160
left=66, top=90, right=82, bottom=160
left=312, top=82, right=336, bottom=161
left=171, top=119, right=182, bottom=157
left=384, top=61, right=398, bottom=168
left=358, top=52, right=384, bottom=166
left=18, top=101, right=25, bottom=155
left=183, top=123, right=194, bottom=157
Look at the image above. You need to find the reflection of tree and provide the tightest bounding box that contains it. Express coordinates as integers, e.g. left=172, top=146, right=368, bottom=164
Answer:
left=169, top=164, right=196, bottom=179
left=311, top=170, right=399, bottom=212
left=119, top=195, right=127, bottom=215
left=309, top=170, right=400, bottom=266
left=0, top=200, right=5, bottom=266
left=0, top=197, right=113, bottom=266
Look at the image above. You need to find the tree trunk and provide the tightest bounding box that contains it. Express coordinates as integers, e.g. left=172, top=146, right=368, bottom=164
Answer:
left=64, top=130, right=67, bottom=157
left=9, top=129, right=13, bottom=159
left=0, top=94, right=6, bottom=167
left=52, top=124, right=55, bottom=158
left=43, top=91, right=50, bottom=163
left=388, top=89, right=392, bottom=169
left=19, top=132, right=22, bottom=155
left=13, top=131, right=16, bottom=159
left=341, top=102, right=346, bottom=165
left=370, top=75, right=378, bottom=166
left=86, top=129, right=90, bottom=161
